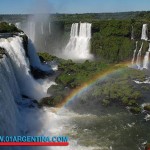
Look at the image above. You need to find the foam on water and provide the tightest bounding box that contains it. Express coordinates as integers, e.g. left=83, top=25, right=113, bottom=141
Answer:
left=0, top=36, right=52, bottom=100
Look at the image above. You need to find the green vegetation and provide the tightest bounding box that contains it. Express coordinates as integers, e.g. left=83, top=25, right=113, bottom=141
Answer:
left=2, top=13, right=150, bottom=63
left=38, top=52, right=58, bottom=62
left=129, top=107, right=142, bottom=114
left=49, top=12, right=150, bottom=63
left=40, top=84, right=70, bottom=107
left=91, top=20, right=150, bottom=63
left=56, top=60, right=109, bottom=88
left=4, top=12, right=147, bottom=114
left=0, top=22, right=20, bottom=33
left=86, top=68, right=144, bottom=109
left=144, top=105, right=150, bottom=111
left=35, top=11, right=150, bottom=111
left=39, top=53, right=147, bottom=114
left=38, top=52, right=110, bottom=88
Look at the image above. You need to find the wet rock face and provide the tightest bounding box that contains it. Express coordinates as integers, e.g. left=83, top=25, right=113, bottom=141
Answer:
left=0, top=47, right=6, bottom=58
left=20, top=34, right=28, bottom=57
left=30, top=66, right=54, bottom=79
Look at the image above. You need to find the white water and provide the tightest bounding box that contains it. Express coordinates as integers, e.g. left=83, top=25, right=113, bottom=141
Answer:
left=62, top=23, right=93, bottom=60
left=0, top=36, right=52, bottom=100
left=143, top=43, right=150, bottom=69
left=0, top=56, right=21, bottom=136
left=0, top=34, right=97, bottom=150
left=0, top=52, right=98, bottom=150
left=136, top=42, right=143, bottom=69
left=0, top=34, right=149, bottom=150
left=141, top=24, right=148, bottom=41
left=131, top=41, right=138, bottom=65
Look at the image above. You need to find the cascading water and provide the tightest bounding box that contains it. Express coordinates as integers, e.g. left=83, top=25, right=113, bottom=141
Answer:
left=62, top=22, right=93, bottom=60
left=143, top=43, right=150, bottom=69
left=132, top=41, right=138, bottom=65
left=0, top=56, right=21, bottom=136
left=0, top=35, right=97, bottom=150
left=0, top=36, right=51, bottom=100
left=141, top=24, right=148, bottom=41
left=0, top=25, right=150, bottom=150
left=136, top=42, right=143, bottom=69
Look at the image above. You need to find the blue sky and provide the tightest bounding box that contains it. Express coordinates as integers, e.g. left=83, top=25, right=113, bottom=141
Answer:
left=0, top=0, right=150, bottom=14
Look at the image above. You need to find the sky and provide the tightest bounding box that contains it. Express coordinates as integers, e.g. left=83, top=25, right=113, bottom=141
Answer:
left=0, top=0, right=150, bottom=14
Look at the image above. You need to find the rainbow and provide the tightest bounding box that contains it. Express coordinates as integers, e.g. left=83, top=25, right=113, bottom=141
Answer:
left=56, top=61, right=132, bottom=109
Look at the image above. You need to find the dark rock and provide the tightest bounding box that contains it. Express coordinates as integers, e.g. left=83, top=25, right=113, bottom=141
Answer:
left=129, top=107, right=141, bottom=114
left=0, top=47, right=6, bottom=58
left=144, top=105, right=150, bottom=111
left=20, top=34, right=28, bottom=57
left=145, top=143, right=150, bottom=150
left=39, top=96, right=63, bottom=107
left=39, top=56, right=46, bottom=63
left=30, top=66, right=54, bottom=79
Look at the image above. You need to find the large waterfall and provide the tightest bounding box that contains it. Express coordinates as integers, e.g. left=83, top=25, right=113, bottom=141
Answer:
left=0, top=35, right=57, bottom=150
left=136, top=42, right=143, bottom=69
left=0, top=36, right=94, bottom=150
left=62, top=22, right=93, bottom=60
left=0, top=56, right=21, bottom=136
left=0, top=36, right=52, bottom=100
left=143, top=43, right=150, bottom=69
left=141, top=24, right=148, bottom=41
left=131, top=24, right=150, bottom=70
left=132, top=41, right=138, bottom=65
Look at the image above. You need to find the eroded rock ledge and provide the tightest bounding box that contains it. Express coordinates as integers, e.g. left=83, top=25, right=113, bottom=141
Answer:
left=0, top=47, right=5, bottom=58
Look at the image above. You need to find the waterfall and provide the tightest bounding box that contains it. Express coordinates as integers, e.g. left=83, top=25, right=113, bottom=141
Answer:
left=63, top=22, right=93, bottom=60
left=132, top=41, right=138, bottom=65
left=0, top=36, right=51, bottom=100
left=0, top=56, right=21, bottom=137
left=70, top=23, right=79, bottom=37
left=0, top=35, right=57, bottom=150
left=136, top=42, right=143, bottom=69
left=141, top=24, right=148, bottom=41
left=143, top=43, right=150, bottom=69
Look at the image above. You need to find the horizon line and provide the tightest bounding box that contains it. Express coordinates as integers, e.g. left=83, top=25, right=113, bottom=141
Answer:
left=0, top=10, right=149, bottom=15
